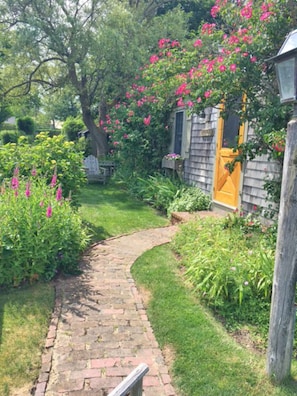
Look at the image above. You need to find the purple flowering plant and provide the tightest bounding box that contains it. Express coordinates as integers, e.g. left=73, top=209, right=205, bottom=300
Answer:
left=164, top=153, right=183, bottom=160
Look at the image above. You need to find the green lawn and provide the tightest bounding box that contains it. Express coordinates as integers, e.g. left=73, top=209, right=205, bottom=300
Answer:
left=132, top=245, right=297, bottom=396
left=78, top=181, right=169, bottom=242
left=0, top=283, right=54, bottom=396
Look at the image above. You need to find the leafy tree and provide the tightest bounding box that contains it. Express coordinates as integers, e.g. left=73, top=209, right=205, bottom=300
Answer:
left=42, top=88, right=81, bottom=126
left=17, top=116, right=35, bottom=135
left=157, top=0, right=214, bottom=31
left=0, top=0, right=191, bottom=156
left=62, top=117, right=85, bottom=142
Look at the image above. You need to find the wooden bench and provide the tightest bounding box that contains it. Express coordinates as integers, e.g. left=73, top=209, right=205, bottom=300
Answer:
left=108, top=363, right=149, bottom=396
left=83, top=155, right=109, bottom=184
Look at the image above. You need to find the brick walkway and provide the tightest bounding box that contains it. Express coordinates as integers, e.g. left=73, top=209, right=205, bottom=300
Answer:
left=34, top=226, right=179, bottom=396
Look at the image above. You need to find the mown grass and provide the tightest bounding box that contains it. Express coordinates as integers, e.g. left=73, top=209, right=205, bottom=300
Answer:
left=78, top=181, right=169, bottom=242
left=132, top=244, right=297, bottom=396
left=0, top=283, right=54, bottom=396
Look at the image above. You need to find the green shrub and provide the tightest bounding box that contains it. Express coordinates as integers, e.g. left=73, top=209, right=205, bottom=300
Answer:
left=167, top=186, right=211, bottom=215
left=0, top=133, right=87, bottom=203
left=172, top=216, right=275, bottom=306
left=0, top=171, right=89, bottom=286
left=127, top=174, right=211, bottom=215
left=17, top=116, right=35, bottom=135
left=128, top=174, right=182, bottom=213
left=0, top=130, right=19, bottom=144
left=62, top=116, right=85, bottom=141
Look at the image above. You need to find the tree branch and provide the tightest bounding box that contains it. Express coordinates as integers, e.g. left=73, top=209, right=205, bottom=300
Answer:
left=4, top=56, right=66, bottom=97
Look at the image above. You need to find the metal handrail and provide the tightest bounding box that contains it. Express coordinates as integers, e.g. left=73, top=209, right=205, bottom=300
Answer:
left=107, top=363, right=149, bottom=396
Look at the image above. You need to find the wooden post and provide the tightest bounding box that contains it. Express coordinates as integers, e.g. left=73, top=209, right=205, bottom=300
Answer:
left=267, top=105, right=297, bottom=382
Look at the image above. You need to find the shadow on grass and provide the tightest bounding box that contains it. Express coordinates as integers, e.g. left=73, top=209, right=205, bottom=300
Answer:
left=78, top=181, right=148, bottom=211
left=82, top=221, right=112, bottom=243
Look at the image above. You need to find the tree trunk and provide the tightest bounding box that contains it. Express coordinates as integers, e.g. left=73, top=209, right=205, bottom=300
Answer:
left=82, top=108, right=108, bottom=157
left=68, top=64, right=108, bottom=157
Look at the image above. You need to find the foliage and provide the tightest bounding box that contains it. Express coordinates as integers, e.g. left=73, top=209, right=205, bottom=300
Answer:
left=128, top=174, right=182, bottom=212
left=124, top=173, right=211, bottom=215
left=104, top=84, right=173, bottom=176
left=62, top=116, right=85, bottom=142
left=167, top=185, right=211, bottom=214
left=0, top=0, right=191, bottom=155
left=42, top=87, right=81, bottom=122
left=172, top=215, right=275, bottom=306
left=0, top=133, right=87, bottom=202
left=0, top=171, right=89, bottom=287
left=0, top=130, right=19, bottom=144
left=157, top=0, right=214, bottom=31
left=17, top=116, right=35, bottom=135
left=105, top=0, right=294, bottom=203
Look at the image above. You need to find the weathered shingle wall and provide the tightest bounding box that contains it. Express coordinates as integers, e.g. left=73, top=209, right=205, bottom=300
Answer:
left=241, top=127, right=281, bottom=216
left=183, top=108, right=218, bottom=195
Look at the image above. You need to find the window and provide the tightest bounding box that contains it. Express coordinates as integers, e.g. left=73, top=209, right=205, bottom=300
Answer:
left=170, top=110, right=191, bottom=158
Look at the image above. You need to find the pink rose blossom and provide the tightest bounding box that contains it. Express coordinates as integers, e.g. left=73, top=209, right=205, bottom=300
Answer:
left=193, top=39, right=203, bottom=47
left=158, top=38, right=170, bottom=49
left=230, top=64, right=237, bottom=72
left=175, top=83, right=190, bottom=96
left=171, top=40, right=180, bottom=48
left=204, top=90, right=212, bottom=98
left=143, top=115, right=151, bottom=126
left=240, top=2, right=252, bottom=19
left=260, top=11, right=273, bottom=21
left=177, top=97, right=185, bottom=107
left=211, top=5, right=220, bottom=18
left=149, top=54, right=159, bottom=64
left=219, top=64, right=226, bottom=72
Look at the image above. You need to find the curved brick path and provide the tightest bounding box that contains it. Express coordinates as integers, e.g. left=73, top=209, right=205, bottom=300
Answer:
left=35, top=226, right=179, bottom=396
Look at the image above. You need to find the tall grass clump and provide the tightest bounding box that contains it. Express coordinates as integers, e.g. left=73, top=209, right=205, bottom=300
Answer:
left=172, top=211, right=276, bottom=345
left=126, top=173, right=211, bottom=215
left=0, top=168, right=89, bottom=287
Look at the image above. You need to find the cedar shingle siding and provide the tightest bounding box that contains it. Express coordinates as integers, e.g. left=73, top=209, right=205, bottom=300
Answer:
left=184, top=109, right=218, bottom=195
left=178, top=108, right=281, bottom=216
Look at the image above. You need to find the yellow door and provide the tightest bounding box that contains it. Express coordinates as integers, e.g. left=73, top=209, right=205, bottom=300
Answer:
left=213, top=103, right=245, bottom=208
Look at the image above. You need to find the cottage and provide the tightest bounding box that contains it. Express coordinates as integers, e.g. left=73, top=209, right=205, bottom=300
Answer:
left=167, top=106, right=281, bottom=216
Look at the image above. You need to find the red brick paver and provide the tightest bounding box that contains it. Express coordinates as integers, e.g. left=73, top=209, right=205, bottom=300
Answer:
left=34, top=226, right=179, bottom=396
